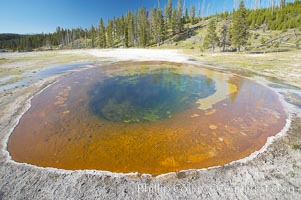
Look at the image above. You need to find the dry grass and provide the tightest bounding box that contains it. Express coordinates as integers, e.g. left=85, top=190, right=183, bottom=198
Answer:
left=184, top=49, right=301, bottom=88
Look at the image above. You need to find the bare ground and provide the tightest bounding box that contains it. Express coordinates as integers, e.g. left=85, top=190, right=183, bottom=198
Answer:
left=0, top=49, right=300, bottom=200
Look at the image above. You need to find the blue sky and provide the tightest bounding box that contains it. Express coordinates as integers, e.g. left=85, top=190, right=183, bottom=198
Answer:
left=0, top=0, right=294, bottom=34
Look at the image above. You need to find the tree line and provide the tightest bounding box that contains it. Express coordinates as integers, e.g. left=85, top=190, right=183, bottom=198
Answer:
left=205, top=1, right=248, bottom=52
left=204, top=0, right=300, bottom=52
left=0, top=0, right=300, bottom=52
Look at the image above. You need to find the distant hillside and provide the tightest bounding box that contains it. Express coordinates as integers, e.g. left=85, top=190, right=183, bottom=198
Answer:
left=0, top=0, right=300, bottom=52
left=0, top=33, right=22, bottom=42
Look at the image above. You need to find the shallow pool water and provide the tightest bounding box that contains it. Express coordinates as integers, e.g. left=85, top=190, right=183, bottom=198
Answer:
left=0, top=62, right=92, bottom=92
left=8, top=61, right=286, bottom=174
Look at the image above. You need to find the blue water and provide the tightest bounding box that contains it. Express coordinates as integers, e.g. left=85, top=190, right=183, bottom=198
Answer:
left=89, top=69, right=216, bottom=123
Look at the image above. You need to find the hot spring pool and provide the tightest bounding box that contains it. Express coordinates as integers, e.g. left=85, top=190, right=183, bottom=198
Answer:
left=8, top=61, right=286, bottom=174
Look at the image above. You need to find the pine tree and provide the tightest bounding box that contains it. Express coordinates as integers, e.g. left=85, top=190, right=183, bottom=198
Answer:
left=106, top=20, right=114, bottom=47
left=98, top=18, right=106, bottom=48
left=206, top=18, right=219, bottom=51
left=157, top=8, right=165, bottom=45
left=138, top=7, right=149, bottom=47
left=150, top=8, right=157, bottom=44
left=150, top=8, right=165, bottom=46
left=122, top=16, right=129, bottom=47
left=220, top=17, right=231, bottom=51
left=127, top=11, right=136, bottom=47
left=231, top=0, right=248, bottom=52
left=176, top=0, right=183, bottom=33
left=185, top=8, right=189, bottom=23
left=89, top=26, right=96, bottom=48
left=190, top=5, right=196, bottom=24
left=166, top=0, right=173, bottom=27
left=171, top=9, right=177, bottom=34
left=115, top=17, right=123, bottom=45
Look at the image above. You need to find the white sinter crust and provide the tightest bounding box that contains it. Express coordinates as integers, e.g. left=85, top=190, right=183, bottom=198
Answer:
left=0, top=49, right=300, bottom=200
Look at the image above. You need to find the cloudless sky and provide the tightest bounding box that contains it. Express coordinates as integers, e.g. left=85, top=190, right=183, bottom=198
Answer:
left=0, top=0, right=295, bottom=34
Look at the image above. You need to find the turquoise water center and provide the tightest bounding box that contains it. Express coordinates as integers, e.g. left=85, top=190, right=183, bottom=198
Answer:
left=88, top=69, right=216, bottom=123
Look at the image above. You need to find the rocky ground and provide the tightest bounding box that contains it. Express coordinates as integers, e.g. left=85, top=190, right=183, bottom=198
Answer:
left=0, top=49, right=300, bottom=200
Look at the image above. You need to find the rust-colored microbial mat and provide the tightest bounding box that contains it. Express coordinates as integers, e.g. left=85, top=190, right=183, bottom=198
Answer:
left=8, top=62, right=286, bottom=175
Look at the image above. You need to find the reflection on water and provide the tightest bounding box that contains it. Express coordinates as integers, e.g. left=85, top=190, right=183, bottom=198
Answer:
left=0, top=62, right=92, bottom=92
left=8, top=61, right=286, bottom=175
